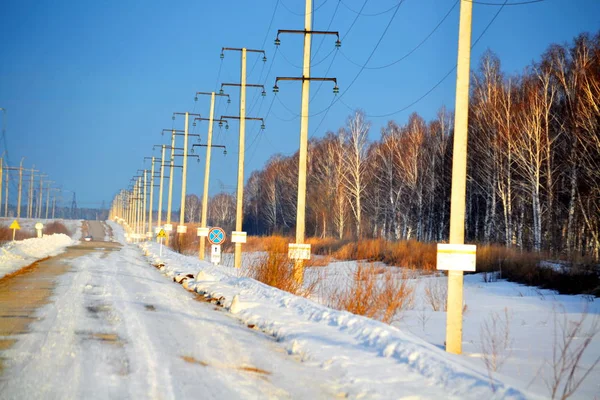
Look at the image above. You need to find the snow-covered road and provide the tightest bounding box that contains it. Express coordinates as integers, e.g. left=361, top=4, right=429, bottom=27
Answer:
left=0, top=237, right=349, bottom=399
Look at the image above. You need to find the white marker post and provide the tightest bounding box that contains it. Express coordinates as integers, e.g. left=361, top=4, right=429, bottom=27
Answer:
left=35, top=222, right=44, bottom=238
left=211, top=244, right=221, bottom=265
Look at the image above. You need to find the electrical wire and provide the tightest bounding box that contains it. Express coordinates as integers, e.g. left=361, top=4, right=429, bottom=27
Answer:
left=280, top=0, right=330, bottom=16
left=467, top=0, right=543, bottom=5
left=339, top=0, right=459, bottom=70
left=339, top=0, right=403, bottom=17
left=352, top=0, right=509, bottom=118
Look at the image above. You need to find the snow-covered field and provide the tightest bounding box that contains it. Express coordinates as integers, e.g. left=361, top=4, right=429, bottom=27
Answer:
left=131, top=221, right=600, bottom=399
left=0, top=219, right=81, bottom=279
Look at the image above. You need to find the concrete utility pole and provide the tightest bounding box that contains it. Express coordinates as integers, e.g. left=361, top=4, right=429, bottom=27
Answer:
left=274, top=0, right=340, bottom=283
left=17, top=157, right=24, bottom=218
left=445, top=0, right=473, bottom=355
left=156, top=145, right=166, bottom=240
left=45, top=182, right=55, bottom=219
left=143, top=170, right=148, bottom=239
left=0, top=157, right=2, bottom=216
left=221, top=46, right=267, bottom=269
left=172, top=112, right=201, bottom=242
left=4, top=167, right=8, bottom=217
left=146, top=157, right=156, bottom=239
left=166, top=130, right=176, bottom=246
left=193, top=90, right=230, bottom=260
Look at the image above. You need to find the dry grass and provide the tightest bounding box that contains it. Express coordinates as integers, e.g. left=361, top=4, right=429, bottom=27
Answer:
left=246, top=236, right=309, bottom=296
left=327, top=262, right=415, bottom=324
left=424, top=277, right=447, bottom=312
left=477, top=245, right=599, bottom=296
left=170, top=223, right=200, bottom=255
left=0, top=226, right=34, bottom=242
left=331, top=239, right=437, bottom=272
left=44, top=221, right=71, bottom=236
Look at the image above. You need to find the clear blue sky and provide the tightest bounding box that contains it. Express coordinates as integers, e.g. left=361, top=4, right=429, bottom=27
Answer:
left=1, top=0, right=598, bottom=210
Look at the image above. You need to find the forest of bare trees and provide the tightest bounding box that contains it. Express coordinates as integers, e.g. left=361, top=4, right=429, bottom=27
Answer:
left=207, top=32, right=599, bottom=261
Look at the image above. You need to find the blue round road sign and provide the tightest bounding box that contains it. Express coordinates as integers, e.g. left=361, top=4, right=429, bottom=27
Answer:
left=208, top=227, right=226, bottom=245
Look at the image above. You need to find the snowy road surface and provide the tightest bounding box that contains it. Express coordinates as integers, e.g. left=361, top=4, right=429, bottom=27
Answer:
left=0, top=223, right=344, bottom=399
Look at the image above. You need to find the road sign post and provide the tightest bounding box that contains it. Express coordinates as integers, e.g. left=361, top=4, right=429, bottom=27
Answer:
left=9, top=219, right=20, bottom=241
left=157, top=228, right=167, bottom=257
left=207, top=227, right=226, bottom=266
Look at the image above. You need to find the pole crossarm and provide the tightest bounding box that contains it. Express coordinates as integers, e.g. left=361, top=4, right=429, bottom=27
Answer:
left=173, top=112, right=201, bottom=118
left=273, top=77, right=338, bottom=94
left=275, top=29, right=341, bottom=47
left=221, top=115, right=263, bottom=122
left=222, top=47, right=265, bottom=55
left=221, top=82, right=266, bottom=97
left=193, top=117, right=228, bottom=124
left=162, top=129, right=184, bottom=135
left=221, top=83, right=264, bottom=89
left=195, top=91, right=230, bottom=102
left=192, top=143, right=227, bottom=155
left=276, top=29, right=339, bottom=37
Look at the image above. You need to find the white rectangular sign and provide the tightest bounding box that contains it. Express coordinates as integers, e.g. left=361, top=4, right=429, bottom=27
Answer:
left=436, top=244, right=477, bottom=271
left=231, top=231, right=247, bottom=243
left=177, top=225, right=187, bottom=234
left=164, top=224, right=173, bottom=232
left=211, top=245, right=221, bottom=264
left=197, top=227, right=209, bottom=237
left=288, top=243, right=311, bottom=260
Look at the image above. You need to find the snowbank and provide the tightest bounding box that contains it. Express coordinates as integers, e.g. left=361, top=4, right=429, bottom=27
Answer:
left=123, top=227, right=534, bottom=399
left=0, top=234, right=75, bottom=279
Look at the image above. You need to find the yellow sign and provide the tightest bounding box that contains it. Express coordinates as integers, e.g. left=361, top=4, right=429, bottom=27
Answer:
left=9, top=219, right=20, bottom=230
left=156, top=229, right=167, bottom=239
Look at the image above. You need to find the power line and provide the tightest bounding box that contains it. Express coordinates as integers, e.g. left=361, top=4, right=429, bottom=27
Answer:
left=467, top=0, right=543, bottom=5
left=338, top=0, right=459, bottom=70
left=356, top=0, right=508, bottom=118
left=279, top=0, right=330, bottom=16
left=339, top=0, right=403, bottom=17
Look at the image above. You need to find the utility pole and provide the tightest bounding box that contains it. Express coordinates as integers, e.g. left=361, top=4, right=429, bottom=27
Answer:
left=166, top=130, right=176, bottom=245
left=273, top=0, right=341, bottom=282
left=444, top=0, right=474, bottom=355
left=45, top=182, right=55, bottom=219
left=17, top=157, right=25, bottom=218
left=4, top=167, right=8, bottom=217
left=172, top=112, right=201, bottom=242
left=220, top=46, right=267, bottom=269
left=143, top=169, right=148, bottom=239
left=0, top=157, right=2, bottom=216
left=193, top=90, right=230, bottom=259
left=37, top=174, right=47, bottom=218
left=144, top=157, right=156, bottom=239
left=27, top=166, right=35, bottom=218
left=154, top=144, right=166, bottom=240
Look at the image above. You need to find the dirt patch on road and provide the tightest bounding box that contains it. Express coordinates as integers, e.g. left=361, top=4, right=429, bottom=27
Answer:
left=0, top=227, right=122, bottom=375
left=180, top=355, right=271, bottom=376
left=0, top=256, right=71, bottom=373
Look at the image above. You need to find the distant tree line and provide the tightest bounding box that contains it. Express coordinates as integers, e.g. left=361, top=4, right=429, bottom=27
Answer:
left=204, top=32, right=599, bottom=260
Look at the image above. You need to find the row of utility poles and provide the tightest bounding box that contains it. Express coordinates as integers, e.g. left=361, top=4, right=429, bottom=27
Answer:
left=0, top=156, right=60, bottom=219
left=109, top=0, right=475, bottom=357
